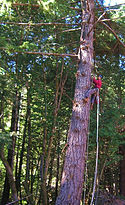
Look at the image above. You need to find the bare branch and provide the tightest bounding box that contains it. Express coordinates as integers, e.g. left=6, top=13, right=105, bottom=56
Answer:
left=0, top=22, right=80, bottom=26
left=63, top=90, right=73, bottom=103
left=70, top=7, right=82, bottom=11
left=12, top=3, right=40, bottom=7
left=12, top=2, right=125, bottom=10
left=87, top=11, right=106, bottom=35
left=101, top=15, right=125, bottom=22
left=0, top=48, right=78, bottom=57
left=94, top=0, right=125, bottom=49
left=19, top=51, right=78, bottom=57
left=104, top=3, right=125, bottom=9
left=62, top=27, right=81, bottom=33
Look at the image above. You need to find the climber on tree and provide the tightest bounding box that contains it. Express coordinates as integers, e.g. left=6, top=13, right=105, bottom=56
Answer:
left=84, top=75, right=103, bottom=110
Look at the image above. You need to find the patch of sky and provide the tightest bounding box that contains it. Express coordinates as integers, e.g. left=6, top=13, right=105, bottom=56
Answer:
left=27, top=63, right=33, bottom=71
left=43, top=56, right=49, bottom=62
left=64, top=56, right=70, bottom=64
left=120, top=55, right=125, bottom=70
left=65, top=14, right=81, bottom=27
left=7, top=61, right=16, bottom=72
left=41, top=35, right=50, bottom=42
left=36, top=57, right=42, bottom=65
left=104, top=0, right=125, bottom=6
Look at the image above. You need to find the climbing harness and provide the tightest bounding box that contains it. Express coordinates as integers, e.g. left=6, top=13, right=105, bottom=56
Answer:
left=90, top=94, right=100, bottom=205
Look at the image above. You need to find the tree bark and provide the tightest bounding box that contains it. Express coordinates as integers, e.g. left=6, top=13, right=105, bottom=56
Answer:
left=26, top=86, right=32, bottom=185
left=16, top=88, right=29, bottom=196
left=56, top=0, right=94, bottom=204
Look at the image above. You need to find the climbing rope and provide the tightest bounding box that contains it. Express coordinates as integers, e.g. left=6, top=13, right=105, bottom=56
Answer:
left=83, top=113, right=91, bottom=205
left=90, top=94, right=100, bottom=205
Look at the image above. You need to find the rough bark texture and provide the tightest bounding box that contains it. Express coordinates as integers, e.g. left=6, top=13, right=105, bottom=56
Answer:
left=56, top=0, right=94, bottom=204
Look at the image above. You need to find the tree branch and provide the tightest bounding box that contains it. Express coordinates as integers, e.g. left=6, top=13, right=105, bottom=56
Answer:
left=101, top=15, right=125, bottom=22
left=99, top=20, right=125, bottom=48
left=12, top=3, right=40, bottom=7
left=19, top=51, right=78, bottom=57
left=0, top=48, right=78, bottom=57
left=12, top=2, right=125, bottom=10
left=0, top=22, right=80, bottom=26
left=104, top=3, right=125, bottom=9
left=95, top=0, right=125, bottom=49
left=87, top=11, right=106, bottom=36
left=62, top=27, right=81, bottom=33
left=70, top=7, right=82, bottom=11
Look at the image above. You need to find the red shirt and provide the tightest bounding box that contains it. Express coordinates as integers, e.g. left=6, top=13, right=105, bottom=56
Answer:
left=93, top=77, right=102, bottom=89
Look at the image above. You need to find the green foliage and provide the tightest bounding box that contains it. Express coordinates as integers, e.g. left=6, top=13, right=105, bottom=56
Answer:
left=0, top=131, right=12, bottom=148
left=0, top=0, right=125, bottom=204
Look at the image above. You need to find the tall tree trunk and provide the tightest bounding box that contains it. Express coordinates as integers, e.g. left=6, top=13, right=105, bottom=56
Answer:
left=16, top=87, right=29, bottom=197
left=56, top=0, right=94, bottom=204
left=0, top=90, right=4, bottom=130
left=26, top=86, right=32, bottom=187
left=55, top=127, right=60, bottom=201
left=1, top=89, right=20, bottom=205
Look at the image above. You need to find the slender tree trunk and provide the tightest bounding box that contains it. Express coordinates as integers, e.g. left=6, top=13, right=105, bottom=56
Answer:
left=1, top=89, right=20, bottom=205
left=40, top=69, right=48, bottom=205
left=26, top=86, right=32, bottom=187
left=55, top=128, right=60, bottom=201
left=0, top=149, right=19, bottom=202
left=31, top=159, right=34, bottom=194
left=16, top=88, right=29, bottom=197
left=15, top=141, right=19, bottom=190
left=0, top=90, right=4, bottom=130
left=56, top=0, right=94, bottom=204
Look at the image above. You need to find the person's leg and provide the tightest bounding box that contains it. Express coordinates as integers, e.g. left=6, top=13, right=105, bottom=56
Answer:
left=91, top=94, right=96, bottom=110
left=84, top=88, right=98, bottom=103
left=91, top=88, right=99, bottom=109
